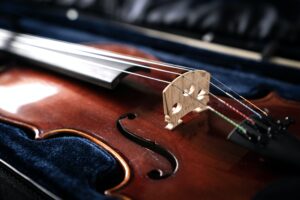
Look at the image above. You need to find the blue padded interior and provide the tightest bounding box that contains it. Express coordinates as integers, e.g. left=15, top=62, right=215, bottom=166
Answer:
left=0, top=122, right=117, bottom=200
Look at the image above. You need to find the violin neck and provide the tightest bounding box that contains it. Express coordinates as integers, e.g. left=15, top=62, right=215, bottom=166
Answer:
left=0, top=28, right=136, bottom=89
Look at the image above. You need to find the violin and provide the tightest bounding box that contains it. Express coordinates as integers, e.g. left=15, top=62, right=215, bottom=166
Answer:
left=0, top=28, right=300, bottom=200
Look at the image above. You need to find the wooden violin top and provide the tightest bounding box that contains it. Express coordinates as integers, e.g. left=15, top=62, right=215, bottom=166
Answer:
left=0, top=44, right=299, bottom=200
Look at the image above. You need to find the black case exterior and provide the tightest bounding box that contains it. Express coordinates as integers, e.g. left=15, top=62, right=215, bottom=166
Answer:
left=0, top=159, right=57, bottom=200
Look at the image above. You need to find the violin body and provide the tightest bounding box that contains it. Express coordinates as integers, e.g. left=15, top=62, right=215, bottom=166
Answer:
left=0, top=44, right=300, bottom=200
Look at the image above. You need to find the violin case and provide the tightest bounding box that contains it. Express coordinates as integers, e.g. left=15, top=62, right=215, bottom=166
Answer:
left=0, top=0, right=300, bottom=199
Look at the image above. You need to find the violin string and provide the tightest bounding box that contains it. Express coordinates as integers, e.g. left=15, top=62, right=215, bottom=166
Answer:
left=8, top=35, right=182, bottom=77
left=61, top=41, right=260, bottom=117
left=180, top=75, right=255, bottom=124
left=100, top=48, right=266, bottom=118
left=9, top=38, right=248, bottom=135
left=208, top=107, right=247, bottom=135
left=14, top=34, right=265, bottom=117
left=64, top=41, right=267, bottom=118
left=75, top=45, right=251, bottom=131
left=86, top=50, right=248, bottom=133
left=91, top=48, right=266, bottom=118
left=209, top=93, right=255, bottom=125
left=171, top=84, right=248, bottom=134
left=211, top=77, right=268, bottom=117
left=12, top=42, right=172, bottom=85
left=210, top=81, right=262, bottom=118
left=12, top=35, right=262, bottom=122
left=16, top=33, right=192, bottom=71
left=16, top=38, right=257, bottom=124
left=8, top=33, right=265, bottom=116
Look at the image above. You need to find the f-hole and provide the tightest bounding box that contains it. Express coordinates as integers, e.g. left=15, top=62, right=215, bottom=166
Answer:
left=116, top=113, right=179, bottom=180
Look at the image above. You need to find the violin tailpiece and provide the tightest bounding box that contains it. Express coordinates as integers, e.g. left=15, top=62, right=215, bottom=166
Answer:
left=162, top=70, right=210, bottom=130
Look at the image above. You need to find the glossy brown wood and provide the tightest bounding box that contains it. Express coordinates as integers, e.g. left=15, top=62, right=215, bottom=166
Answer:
left=0, top=45, right=300, bottom=200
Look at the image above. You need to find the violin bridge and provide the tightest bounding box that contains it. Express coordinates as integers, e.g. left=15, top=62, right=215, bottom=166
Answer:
left=162, top=70, right=210, bottom=130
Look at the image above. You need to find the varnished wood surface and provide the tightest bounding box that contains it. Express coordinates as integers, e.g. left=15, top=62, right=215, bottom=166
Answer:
left=0, top=45, right=299, bottom=200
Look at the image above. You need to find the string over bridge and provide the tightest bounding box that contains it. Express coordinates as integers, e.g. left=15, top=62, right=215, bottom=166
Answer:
left=163, top=70, right=210, bottom=130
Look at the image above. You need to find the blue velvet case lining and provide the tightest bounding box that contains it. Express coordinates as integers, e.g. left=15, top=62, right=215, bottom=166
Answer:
left=0, top=122, right=117, bottom=200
